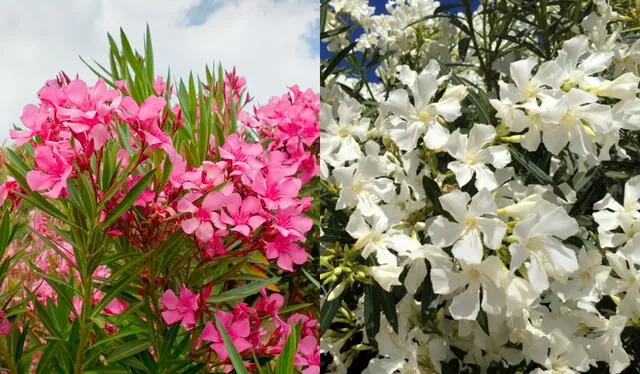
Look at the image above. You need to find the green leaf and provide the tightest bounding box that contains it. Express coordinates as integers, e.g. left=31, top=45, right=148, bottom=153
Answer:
left=320, top=285, right=344, bottom=334
left=89, top=327, right=147, bottom=350
left=422, top=176, right=454, bottom=221
left=215, top=316, right=249, bottom=374
left=476, top=310, right=490, bottom=335
left=144, top=24, right=154, bottom=83
left=458, top=37, right=471, bottom=60
left=90, top=274, right=136, bottom=318
left=208, top=277, right=280, bottom=303
left=508, top=145, right=566, bottom=199
left=301, top=267, right=321, bottom=289
left=274, top=322, right=301, bottom=374
left=279, top=303, right=313, bottom=315
left=0, top=205, right=14, bottom=251
left=102, top=169, right=155, bottom=227
left=363, top=283, right=380, bottom=343
left=375, top=283, right=398, bottom=333
left=67, top=172, right=97, bottom=219
left=107, top=340, right=152, bottom=363
left=420, top=264, right=439, bottom=323
left=321, top=42, right=356, bottom=83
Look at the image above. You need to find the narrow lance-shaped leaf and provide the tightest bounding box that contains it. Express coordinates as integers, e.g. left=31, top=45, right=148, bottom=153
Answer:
left=102, top=169, right=155, bottom=227
left=274, top=322, right=301, bottom=374
left=215, top=316, right=249, bottom=374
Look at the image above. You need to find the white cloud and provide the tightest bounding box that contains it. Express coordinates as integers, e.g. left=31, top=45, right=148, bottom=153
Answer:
left=0, top=0, right=318, bottom=141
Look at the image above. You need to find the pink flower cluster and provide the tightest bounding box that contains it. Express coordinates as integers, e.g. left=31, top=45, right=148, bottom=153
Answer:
left=162, top=286, right=319, bottom=373
left=1, top=69, right=319, bottom=370
left=7, top=71, right=318, bottom=273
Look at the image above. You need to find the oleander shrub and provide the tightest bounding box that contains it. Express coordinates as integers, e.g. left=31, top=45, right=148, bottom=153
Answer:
left=0, top=27, right=320, bottom=373
left=320, top=0, right=640, bottom=373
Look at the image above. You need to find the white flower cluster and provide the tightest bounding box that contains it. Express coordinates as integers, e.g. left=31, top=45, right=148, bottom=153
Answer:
left=321, top=0, right=640, bottom=373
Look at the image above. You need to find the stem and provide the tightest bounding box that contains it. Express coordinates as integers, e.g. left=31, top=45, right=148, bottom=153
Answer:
left=74, top=278, right=92, bottom=374
left=0, top=336, right=18, bottom=373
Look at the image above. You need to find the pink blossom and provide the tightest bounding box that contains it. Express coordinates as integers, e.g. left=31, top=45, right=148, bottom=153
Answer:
left=219, top=194, right=266, bottom=236
left=144, top=122, right=181, bottom=163
left=10, top=104, right=51, bottom=145
left=169, top=158, right=201, bottom=190
left=178, top=191, right=226, bottom=242
left=201, top=310, right=252, bottom=361
left=161, top=285, right=199, bottom=330
left=0, top=311, right=11, bottom=336
left=0, top=176, right=21, bottom=207
left=26, top=144, right=73, bottom=198
left=265, top=236, right=308, bottom=272
left=219, top=134, right=264, bottom=177
left=153, top=76, right=167, bottom=96
left=296, top=335, right=320, bottom=374
left=255, top=289, right=284, bottom=316
left=271, top=207, right=313, bottom=240
left=251, top=171, right=301, bottom=210
left=201, top=235, right=227, bottom=259
left=104, top=298, right=128, bottom=316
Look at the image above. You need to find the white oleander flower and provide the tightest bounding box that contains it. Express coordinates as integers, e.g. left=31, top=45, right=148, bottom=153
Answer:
left=346, top=210, right=420, bottom=267
left=381, top=61, right=465, bottom=151
left=333, top=155, right=394, bottom=216
left=594, top=175, right=640, bottom=262
left=529, top=329, right=590, bottom=374
left=509, top=207, right=579, bottom=293
left=445, top=124, right=511, bottom=191
left=431, top=256, right=508, bottom=320
left=606, top=252, right=640, bottom=319
left=551, top=249, right=610, bottom=312
left=428, top=189, right=506, bottom=264
left=320, top=99, right=370, bottom=166
left=539, top=88, right=612, bottom=156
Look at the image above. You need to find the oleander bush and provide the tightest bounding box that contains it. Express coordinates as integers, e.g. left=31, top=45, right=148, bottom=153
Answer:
left=320, top=0, right=640, bottom=373
left=0, top=27, right=320, bottom=373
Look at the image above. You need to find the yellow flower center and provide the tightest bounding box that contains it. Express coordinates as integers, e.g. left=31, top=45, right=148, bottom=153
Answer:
left=337, top=127, right=350, bottom=138
left=464, top=216, right=477, bottom=230
left=561, top=111, right=575, bottom=123
left=524, top=86, right=537, bottom=99
left=465, top=153, right=479, bottom=165
left=467, top=268, right=481, bottom=281
left=418, top=110, right=431, bottom=123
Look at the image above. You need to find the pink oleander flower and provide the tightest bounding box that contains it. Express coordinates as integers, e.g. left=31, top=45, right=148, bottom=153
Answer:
left=265, top=236, right=308, bottom=272
left=296, top=335, right=320, bottom=374
left=57, top=79, right=121, bottom=150
left=271, top=207, right=313, bottom=240
left=0, top=176, right=21, bottom=206
left=255, top=289, right=284, bottom=316
left=219, top=194, right=266, bottom=236
left=178, top=191, right=226, bottom=242
left=201, top=310, right=252, bottom=361
left=161, top=285, right=199, bottom=330
left=252, top=170, right=301, bottom=210
left=201, top=235, right=227, bottom=259
left=219, top=134, right=264, bottom=174
left=104, top=298, right=128, bottom=316
left=169, top=158, right=201, bottom=189
left=153, top=76, right=167, bottom=95
left=26, top=144, right=73, bottom=198
left=0, top=311, right=11, bottom=336
left=9, top=104, right=51, bottom=145
left=119, top=95, right=166, bottom=124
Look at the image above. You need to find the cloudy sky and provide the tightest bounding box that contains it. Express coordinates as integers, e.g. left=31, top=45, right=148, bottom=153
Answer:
left=0, top=0, right=318, bottom=141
